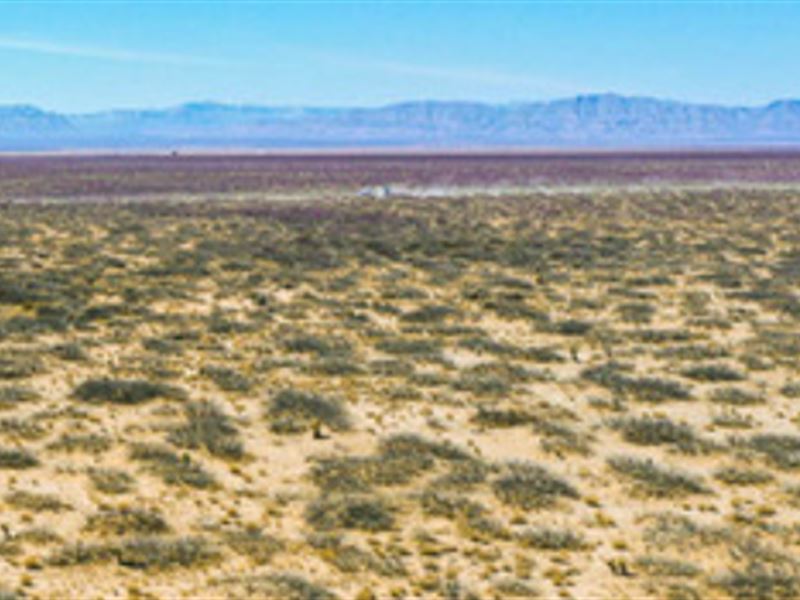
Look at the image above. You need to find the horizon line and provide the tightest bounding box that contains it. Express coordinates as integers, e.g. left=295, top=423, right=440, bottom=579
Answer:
left=2, top=92, right=798, bottom=116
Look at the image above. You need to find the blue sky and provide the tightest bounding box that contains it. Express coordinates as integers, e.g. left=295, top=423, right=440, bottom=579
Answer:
left=0, top=2, right=798, bottom=112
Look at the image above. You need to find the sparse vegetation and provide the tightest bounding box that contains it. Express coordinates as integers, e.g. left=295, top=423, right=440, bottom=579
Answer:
left=2, top=155, right=800, bottom=597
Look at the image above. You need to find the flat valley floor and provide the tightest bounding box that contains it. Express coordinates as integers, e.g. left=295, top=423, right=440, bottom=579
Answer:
left=1, top=152, right=800, bottom=599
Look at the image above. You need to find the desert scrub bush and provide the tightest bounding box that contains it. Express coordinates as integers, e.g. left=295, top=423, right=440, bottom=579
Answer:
left=534, top=420, right=593, bottom=456
left=709, top=386, right=764, bottom=406
left=311, top=454, right=428, bottom=493
left=84, top=507, right=169, bottom=537
left=0, top=417, right=47, bottom=441
left=374, top=337, right=442, bottom=359
left=168, top=400, right=243, bottom=460
left=582, top=363, right=692, bottom=402
left=642, top=512, right=730, bottom=549
left=634, top=555, right=701, bottom=578
left=0, top=385, right=38, bottom=409
left=142, top=336, right=184, bottom=356
left=88, top=468, right=136, bottom=495
left=130, top=443, right=216, bottom=489
left=216, top=573, right=338, bottom=600
left=611, top=416, right=707, bottom=453
left=713, top=565, right=800, bottom=600
left=712, top=410, right=754, bottom=430
left=5, top=490, right=71, bottom=512
left=681, top=363, right=746, bottom=382
left=0, top=352, right=42, bottom=380
left=433, top=459, right=492, bottom=489
left=379, top=433, right=473, bottom=462
left=50, top=342, right=88, bottom=362
left=491, top=578, right=539, bottom=598
left=48, top=541, right=117, bottom=567
left=73, top=378, right=186, bottom=405
left=0, top=447, right=38, bottom=469
left=472, top=406, right=537, bottom=428
left=368, top=359, right=414, bottom=376
left=451, top=371, right=511, bottom=396
left=311, top=434, right=471, bottom=492
left=747, top=434, right=800, bottom=469
left=223, top=526, right=284, bottom=565
left=400, top=304, right=457, bottom=323
left=116, top=536, right=220, bottom=570
left=516, top=526, right=587, bottom=551
left=655, top=344, right=730, bottom=361
left=492, top=461, right=579, bottom=509
left=617, top=301, right=656, bottom=324
left=714, top=466, right=774, bottom=486
left=628, top=328, right=694, bottom=344
left=47, top=433, right=113, bottom=454
left=305, top=494, right=395, bottom=532
left=305, top=358, right=365, bottom=377
left=267, top=389, right=350, bottom=434
left=779, top=382, right=800, bottom=398
left=308, top=533, right=406, bottom=576
left=607, top=456, right=710, bottom=497
left=200, top=365, right=252, bottom=393
left=550, top=318, right=593, bottom=336
left=419, top=491, right=506, bottom=541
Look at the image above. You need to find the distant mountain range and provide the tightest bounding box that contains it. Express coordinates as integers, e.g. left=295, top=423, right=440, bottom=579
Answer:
left=3, top=94, right=800, bottom=150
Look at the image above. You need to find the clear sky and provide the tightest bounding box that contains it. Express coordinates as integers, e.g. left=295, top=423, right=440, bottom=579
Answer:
left=0, top=1, right=798, bottom=112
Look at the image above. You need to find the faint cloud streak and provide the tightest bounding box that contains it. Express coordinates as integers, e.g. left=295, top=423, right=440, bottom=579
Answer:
left=287, top=44, right=578, bottom=97
left=0, top=35, right=229, bottom=67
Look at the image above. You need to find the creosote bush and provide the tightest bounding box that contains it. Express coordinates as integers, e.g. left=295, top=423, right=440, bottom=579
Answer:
left=267, top=389, right=350, bottom=433
left=168, top=400, right=243, bottom=459
left=306, top=494, right=395, bottom=532
left=492, top=461, right=579, bottom=509
left=607, top=456, right=710, bottom=497
left=74, top=378, right=186, bottom=405
left=130, top=443, right=215, bottom=489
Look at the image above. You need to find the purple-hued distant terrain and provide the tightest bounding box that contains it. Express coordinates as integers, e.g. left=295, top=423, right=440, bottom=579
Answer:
left=1, top=150, right=800, bottom=200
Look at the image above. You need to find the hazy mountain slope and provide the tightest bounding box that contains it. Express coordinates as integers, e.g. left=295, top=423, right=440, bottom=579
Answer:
left=2, top=94, right=800, bottom=149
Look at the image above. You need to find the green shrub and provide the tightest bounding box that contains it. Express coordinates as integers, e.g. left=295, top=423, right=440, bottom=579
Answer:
left=115, top=536, right=219, bottom=570
left=200, top=365, right=252, bottom=393
left=709, top=387, right=763, bottom=405
left=5, top=490, right=71, bottom=512
left=0, top=353, right=42, bottom=380
left=472, top=406, right=537, bottom=428
left=613, top=416, right=705, bottom=453
left=88, top=468, right=135, bottom=495
left=681, top=364, right=746, bottom=382
left=748, top=434, right=800, bottom=469
left=74, top=378, right=186, bottom=405
left=714, top=466, right=774, bottom=486
left=84, top=507, right=170, bottom=536
left=0, top=385, right=39, bottom=409
left=492, top=462, right=579, bottom=509
left=267, top=389, right=350, bottom=434
left=400, top=304, right=456, bottom=323
left=607, top=456, right=709, bottom=497
left=714, top=565, right=800, bottom=600
left=223, top=526, right=284, bottom=565
left=305, top=494, right=395, bottom=532
left=0, top=447, right=38, bottom=469
left=48, top=433, right=113, bottom=454
left=517, top=527, right=587, bottom=551
left=169, top=401, right=243, bottom=460
left=635, top=555, right=701, bottom=578
left=283, top=335, right=352, bottom=358
left=130, top=443, right=216, bottom=489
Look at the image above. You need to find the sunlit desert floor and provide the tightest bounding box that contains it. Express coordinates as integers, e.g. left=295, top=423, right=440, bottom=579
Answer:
left=1, top=154, right=800, bottom=599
